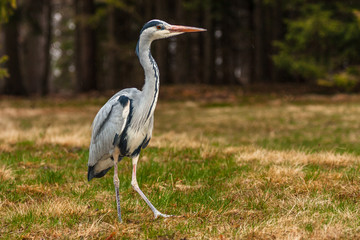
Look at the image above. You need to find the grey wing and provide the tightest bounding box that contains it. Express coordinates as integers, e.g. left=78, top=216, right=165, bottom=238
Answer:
left=88, top=95, right=130, bottom=168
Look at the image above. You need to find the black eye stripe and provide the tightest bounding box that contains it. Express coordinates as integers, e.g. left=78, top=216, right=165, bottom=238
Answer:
left=140, top=20, right=162, bottom=34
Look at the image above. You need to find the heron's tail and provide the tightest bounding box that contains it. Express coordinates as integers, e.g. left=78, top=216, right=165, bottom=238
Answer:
left=87, top=165, right=112, bottom=181
left=87, top=156, right=123, bottom=181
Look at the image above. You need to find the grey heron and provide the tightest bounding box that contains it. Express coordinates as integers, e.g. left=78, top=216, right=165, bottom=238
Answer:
left=87, top=19, right=206, bottom=222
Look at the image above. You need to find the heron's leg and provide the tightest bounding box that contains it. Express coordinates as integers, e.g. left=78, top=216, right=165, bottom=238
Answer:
left=113, top=146, right=122, bottom=222
left=131, top=155, right=172, bottom=219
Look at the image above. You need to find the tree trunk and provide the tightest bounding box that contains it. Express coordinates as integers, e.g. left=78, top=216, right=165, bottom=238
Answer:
left=189, top=7, right=201, bottom=84
left=172, top=0, right=187, bottom=84
left=222, top=19, right=234, bottom=85
left=19, top=0, right=52, bottom=95
left=270, top=0, right=283, bottom=82
left=43, top=1, right=52, bottom=95
left=253, top=0, right=265, bottom=83
left=75, top=0, right=96, bottom=92
left=154, top=0, right=169, bottom=84
left=102, top=4, right=116, bottom=91
left=232, top=0, right=252, bottom=85
left=201, top=3, right=213, bottom=84
left=3, top=12, right=26, bottom=95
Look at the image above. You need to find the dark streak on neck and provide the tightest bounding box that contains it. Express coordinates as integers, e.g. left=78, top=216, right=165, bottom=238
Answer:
left=145, top=51, right=159, bottom=121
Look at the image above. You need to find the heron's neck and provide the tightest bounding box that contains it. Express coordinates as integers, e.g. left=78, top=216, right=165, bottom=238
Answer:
left=137, top=38, right=160, bottom=122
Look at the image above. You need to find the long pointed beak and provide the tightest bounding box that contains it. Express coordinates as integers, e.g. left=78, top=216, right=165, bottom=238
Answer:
left=168, top=25, right=207, bottom=33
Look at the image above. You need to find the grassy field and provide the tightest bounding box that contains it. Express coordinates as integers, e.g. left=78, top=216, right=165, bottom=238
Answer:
left=1, top=90, right=360, bottom=239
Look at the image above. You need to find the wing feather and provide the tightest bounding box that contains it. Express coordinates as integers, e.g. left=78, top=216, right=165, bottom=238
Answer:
left=88, top=95, right=129, bottom=167
left=88, top=88, right=140, bottom=168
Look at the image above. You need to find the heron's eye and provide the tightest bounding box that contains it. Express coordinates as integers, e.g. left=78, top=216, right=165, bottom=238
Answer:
left=156, top=25, right=162, bottom=30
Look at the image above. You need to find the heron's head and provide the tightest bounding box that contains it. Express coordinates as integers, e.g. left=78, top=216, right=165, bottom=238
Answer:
left=136, top=19, right=206, bottom=56
left=140, top=19, right=206, bottom=40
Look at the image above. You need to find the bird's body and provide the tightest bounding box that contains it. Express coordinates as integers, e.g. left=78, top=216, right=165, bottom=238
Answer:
left=88, top=88, right=153, bottom=180
left=87, top=19, right=205, bottom=222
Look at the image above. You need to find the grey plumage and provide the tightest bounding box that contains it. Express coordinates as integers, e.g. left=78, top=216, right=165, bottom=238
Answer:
left=88, top=88, right=143, bottom=180
left=87, top=19, right=206, bottom=222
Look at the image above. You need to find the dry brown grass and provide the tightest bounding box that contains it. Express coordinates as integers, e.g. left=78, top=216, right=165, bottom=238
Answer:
left=0, top=165, right=14, bottom=181
left=235, top=147, right=358, bottom=167
left=0, top=105, right=96, bottom=149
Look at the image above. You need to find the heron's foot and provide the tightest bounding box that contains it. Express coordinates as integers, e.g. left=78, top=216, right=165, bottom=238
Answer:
left=154, top=211, right=173, bottom=219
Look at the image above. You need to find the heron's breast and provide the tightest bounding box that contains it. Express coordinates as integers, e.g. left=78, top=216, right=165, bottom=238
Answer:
left=120, top=124, right=148, bottom=156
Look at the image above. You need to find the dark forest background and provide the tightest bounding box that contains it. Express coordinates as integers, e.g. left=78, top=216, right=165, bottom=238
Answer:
left=0, top=0, right=360, bottom=96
